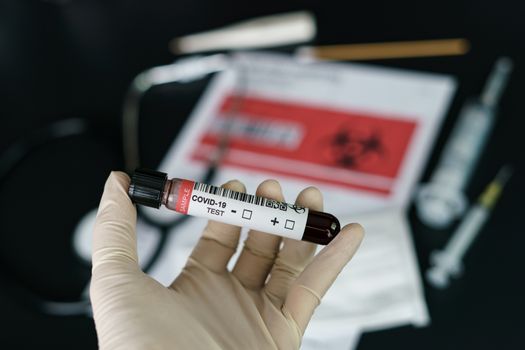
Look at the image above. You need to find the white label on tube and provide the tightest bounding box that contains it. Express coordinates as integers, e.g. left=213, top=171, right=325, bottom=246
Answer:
left=175, top=180, right=308, bottom=240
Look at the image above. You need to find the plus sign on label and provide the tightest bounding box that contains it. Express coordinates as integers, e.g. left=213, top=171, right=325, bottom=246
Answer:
left=271, top=217, right=279, bottom=226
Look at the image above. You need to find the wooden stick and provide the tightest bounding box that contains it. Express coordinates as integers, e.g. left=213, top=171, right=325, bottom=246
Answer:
left=299, top=38, right=470, bottom=61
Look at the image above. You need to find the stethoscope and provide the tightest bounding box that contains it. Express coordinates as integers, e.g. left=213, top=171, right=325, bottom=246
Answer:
left=0, top=54, right=244, bottom=316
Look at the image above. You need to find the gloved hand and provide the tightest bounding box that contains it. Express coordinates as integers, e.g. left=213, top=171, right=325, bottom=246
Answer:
left=91, top=172, right=364, bottom=350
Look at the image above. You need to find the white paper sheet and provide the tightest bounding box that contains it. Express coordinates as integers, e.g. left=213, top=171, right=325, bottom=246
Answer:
left=302, top=209, right=429, bottom=349
left=134, top=52, right=455, bottom=349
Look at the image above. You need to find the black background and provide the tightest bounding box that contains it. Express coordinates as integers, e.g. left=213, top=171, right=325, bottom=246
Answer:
left=0, top=0, right=524, bottom=348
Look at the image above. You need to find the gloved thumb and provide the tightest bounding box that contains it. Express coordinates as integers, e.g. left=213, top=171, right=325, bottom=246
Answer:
left=92, top=171, right=139, bottom=279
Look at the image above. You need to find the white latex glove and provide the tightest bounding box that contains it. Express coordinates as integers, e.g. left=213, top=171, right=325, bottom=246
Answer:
left=91, top=172, right=364, bottom=349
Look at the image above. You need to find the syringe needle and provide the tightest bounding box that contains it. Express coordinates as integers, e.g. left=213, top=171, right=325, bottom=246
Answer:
left=426, top=164, right=513, bottom=289
left=481, top=57, right=514, bottom=108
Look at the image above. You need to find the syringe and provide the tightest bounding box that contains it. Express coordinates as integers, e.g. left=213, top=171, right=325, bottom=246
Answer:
left=426, top=165, right=513, bottom=289
left=416, top=57, right=513, bottom=229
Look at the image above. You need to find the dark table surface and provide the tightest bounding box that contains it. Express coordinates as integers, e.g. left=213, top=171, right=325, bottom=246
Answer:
left=1, top=0, right=524, bottom=348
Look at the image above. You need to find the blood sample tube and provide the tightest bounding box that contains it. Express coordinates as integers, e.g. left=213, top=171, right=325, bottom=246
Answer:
left=128, top=168, right=340, bottom=245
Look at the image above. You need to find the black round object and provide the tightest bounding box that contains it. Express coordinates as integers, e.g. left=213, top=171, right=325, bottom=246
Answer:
left=0, top=119, right=120, bottom=303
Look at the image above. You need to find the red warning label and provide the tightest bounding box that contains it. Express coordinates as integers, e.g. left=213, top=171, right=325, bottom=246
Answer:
left=192, top=95, right=418, bottom=196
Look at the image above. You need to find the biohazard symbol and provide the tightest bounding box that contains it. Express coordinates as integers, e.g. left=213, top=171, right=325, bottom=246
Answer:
left=326, top=126, right=384, bottom=169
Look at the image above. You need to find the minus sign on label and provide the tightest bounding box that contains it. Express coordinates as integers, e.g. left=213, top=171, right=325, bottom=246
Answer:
left=231, top=210, right=237, bottom=213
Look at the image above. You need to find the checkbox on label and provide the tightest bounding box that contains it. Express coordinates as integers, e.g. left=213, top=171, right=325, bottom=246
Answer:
left=285, top=219, right=295, bottom=230
left=242, top=209, right=252, bottom=220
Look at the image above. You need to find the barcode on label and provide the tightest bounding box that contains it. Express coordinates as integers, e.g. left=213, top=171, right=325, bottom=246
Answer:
left=194, top=182, right=288, bottom=211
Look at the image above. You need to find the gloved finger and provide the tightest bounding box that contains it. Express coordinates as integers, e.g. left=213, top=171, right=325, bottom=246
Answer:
left=264, top=187, right=321, bottom=305
left=92, top=171, right=139, bottom=279
left=183, top=180, right=246, bottom=273
left=232, top=180, right=283, bottom=290
left=283, top=223, right=364, bottom=333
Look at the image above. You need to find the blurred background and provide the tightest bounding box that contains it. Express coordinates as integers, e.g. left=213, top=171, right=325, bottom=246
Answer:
left=1, top=0, right=524, bottom=348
